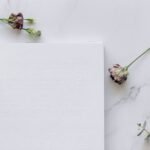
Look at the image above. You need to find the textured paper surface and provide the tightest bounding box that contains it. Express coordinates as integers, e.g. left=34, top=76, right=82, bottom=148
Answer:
left=0, top=43, right=104, bottom=150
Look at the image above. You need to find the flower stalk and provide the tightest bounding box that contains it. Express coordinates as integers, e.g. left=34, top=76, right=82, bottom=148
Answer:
left=22, top=28, right=41, bottom=37
left=24, top=18, right=34, bottom=24
left=0, top=18, right=34, bottom=24
left=0, top=13, right=41, bottom=37
left=0, top=18, right=9, bottom=22
left=109, top=48, right=150, bottom=84
left=126, top=48, right=150, bottom=69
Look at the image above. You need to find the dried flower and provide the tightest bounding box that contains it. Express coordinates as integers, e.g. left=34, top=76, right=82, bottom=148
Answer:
left=109, top=48, right=150, bottom=84
left=8, top=13, right=24, bottom=29
left=109, top=64, right=128, bottom=84
left=137, top=121, right=150, bottom=141
left=0, top=13, right=41, bottom=37
left=23, top=28, right=41, bottom=37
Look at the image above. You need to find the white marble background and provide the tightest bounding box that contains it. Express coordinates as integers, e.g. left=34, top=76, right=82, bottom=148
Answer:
left=0, top=0, right=150, bottom=150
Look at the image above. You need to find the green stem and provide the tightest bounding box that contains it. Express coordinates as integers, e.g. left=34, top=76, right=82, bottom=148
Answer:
left=0, top=18, right=8, bottom=22
left=126, top=48, right=150, bottom=69
left=22, top=28, right=29, bottom=34
left=22, top=28, right=27, bottom=31
left=24, top=19, right=32, bottom=21
left=22, top=28, right=32, bottom=34
left=24, top=18, right=34, bottom=23
left=0, top=18, right=32, bottom=22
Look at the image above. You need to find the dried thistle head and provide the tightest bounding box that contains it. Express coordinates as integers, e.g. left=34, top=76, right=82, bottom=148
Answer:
left=8, top=13, right=24, bottom=30
left=108, top=64, right=128, bottom=84
left=109, top=48, right=150, bottom=85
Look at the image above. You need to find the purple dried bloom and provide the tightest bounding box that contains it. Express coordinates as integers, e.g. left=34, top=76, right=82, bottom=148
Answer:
left=8, top=13, right=24, bottom=29
left=0, top=12, right=41, bottom=38
left=109, top=48, right=150, bottom=84
left=109, top=64, right=128, bottom=84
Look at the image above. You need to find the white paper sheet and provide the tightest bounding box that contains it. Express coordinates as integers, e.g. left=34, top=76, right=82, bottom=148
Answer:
left=0, top=43, right=104, bottom=150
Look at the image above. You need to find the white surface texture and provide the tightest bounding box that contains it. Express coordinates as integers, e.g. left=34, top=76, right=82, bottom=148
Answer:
left=0, top=43, right=104, bottom=150
left=0, top=0, right=150, bottom=150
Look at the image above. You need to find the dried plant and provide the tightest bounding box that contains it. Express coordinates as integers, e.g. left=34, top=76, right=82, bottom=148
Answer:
left=0, top=13, right=41, bottom=37
left=109, top=48, right=150, bottom=84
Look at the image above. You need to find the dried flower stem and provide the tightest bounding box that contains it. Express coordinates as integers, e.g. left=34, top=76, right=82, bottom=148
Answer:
left=0, top=18, right=8, bottom=22
left=138, top=123, right=150, bottom=135
left=0, top=13, right=41, bottom=38
left=22, top=28, right=41, bottom=37
left=0, top=18, right=34, bottom=23
left=24, top=18, right=34, bottom=23
left=126, top=48, right=150, bottom=69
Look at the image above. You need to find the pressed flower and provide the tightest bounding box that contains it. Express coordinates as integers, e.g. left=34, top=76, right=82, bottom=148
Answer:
left=109, top=48, right=150, bottom=84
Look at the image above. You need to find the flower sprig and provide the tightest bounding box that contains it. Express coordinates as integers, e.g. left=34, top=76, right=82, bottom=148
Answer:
left=109, top=48, right=150, bottom=84
left=22, top=28, right=41, bottom=37
left=0, top=13, right=41, bottom=37
left=137, top=121, right=150, bottom=141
